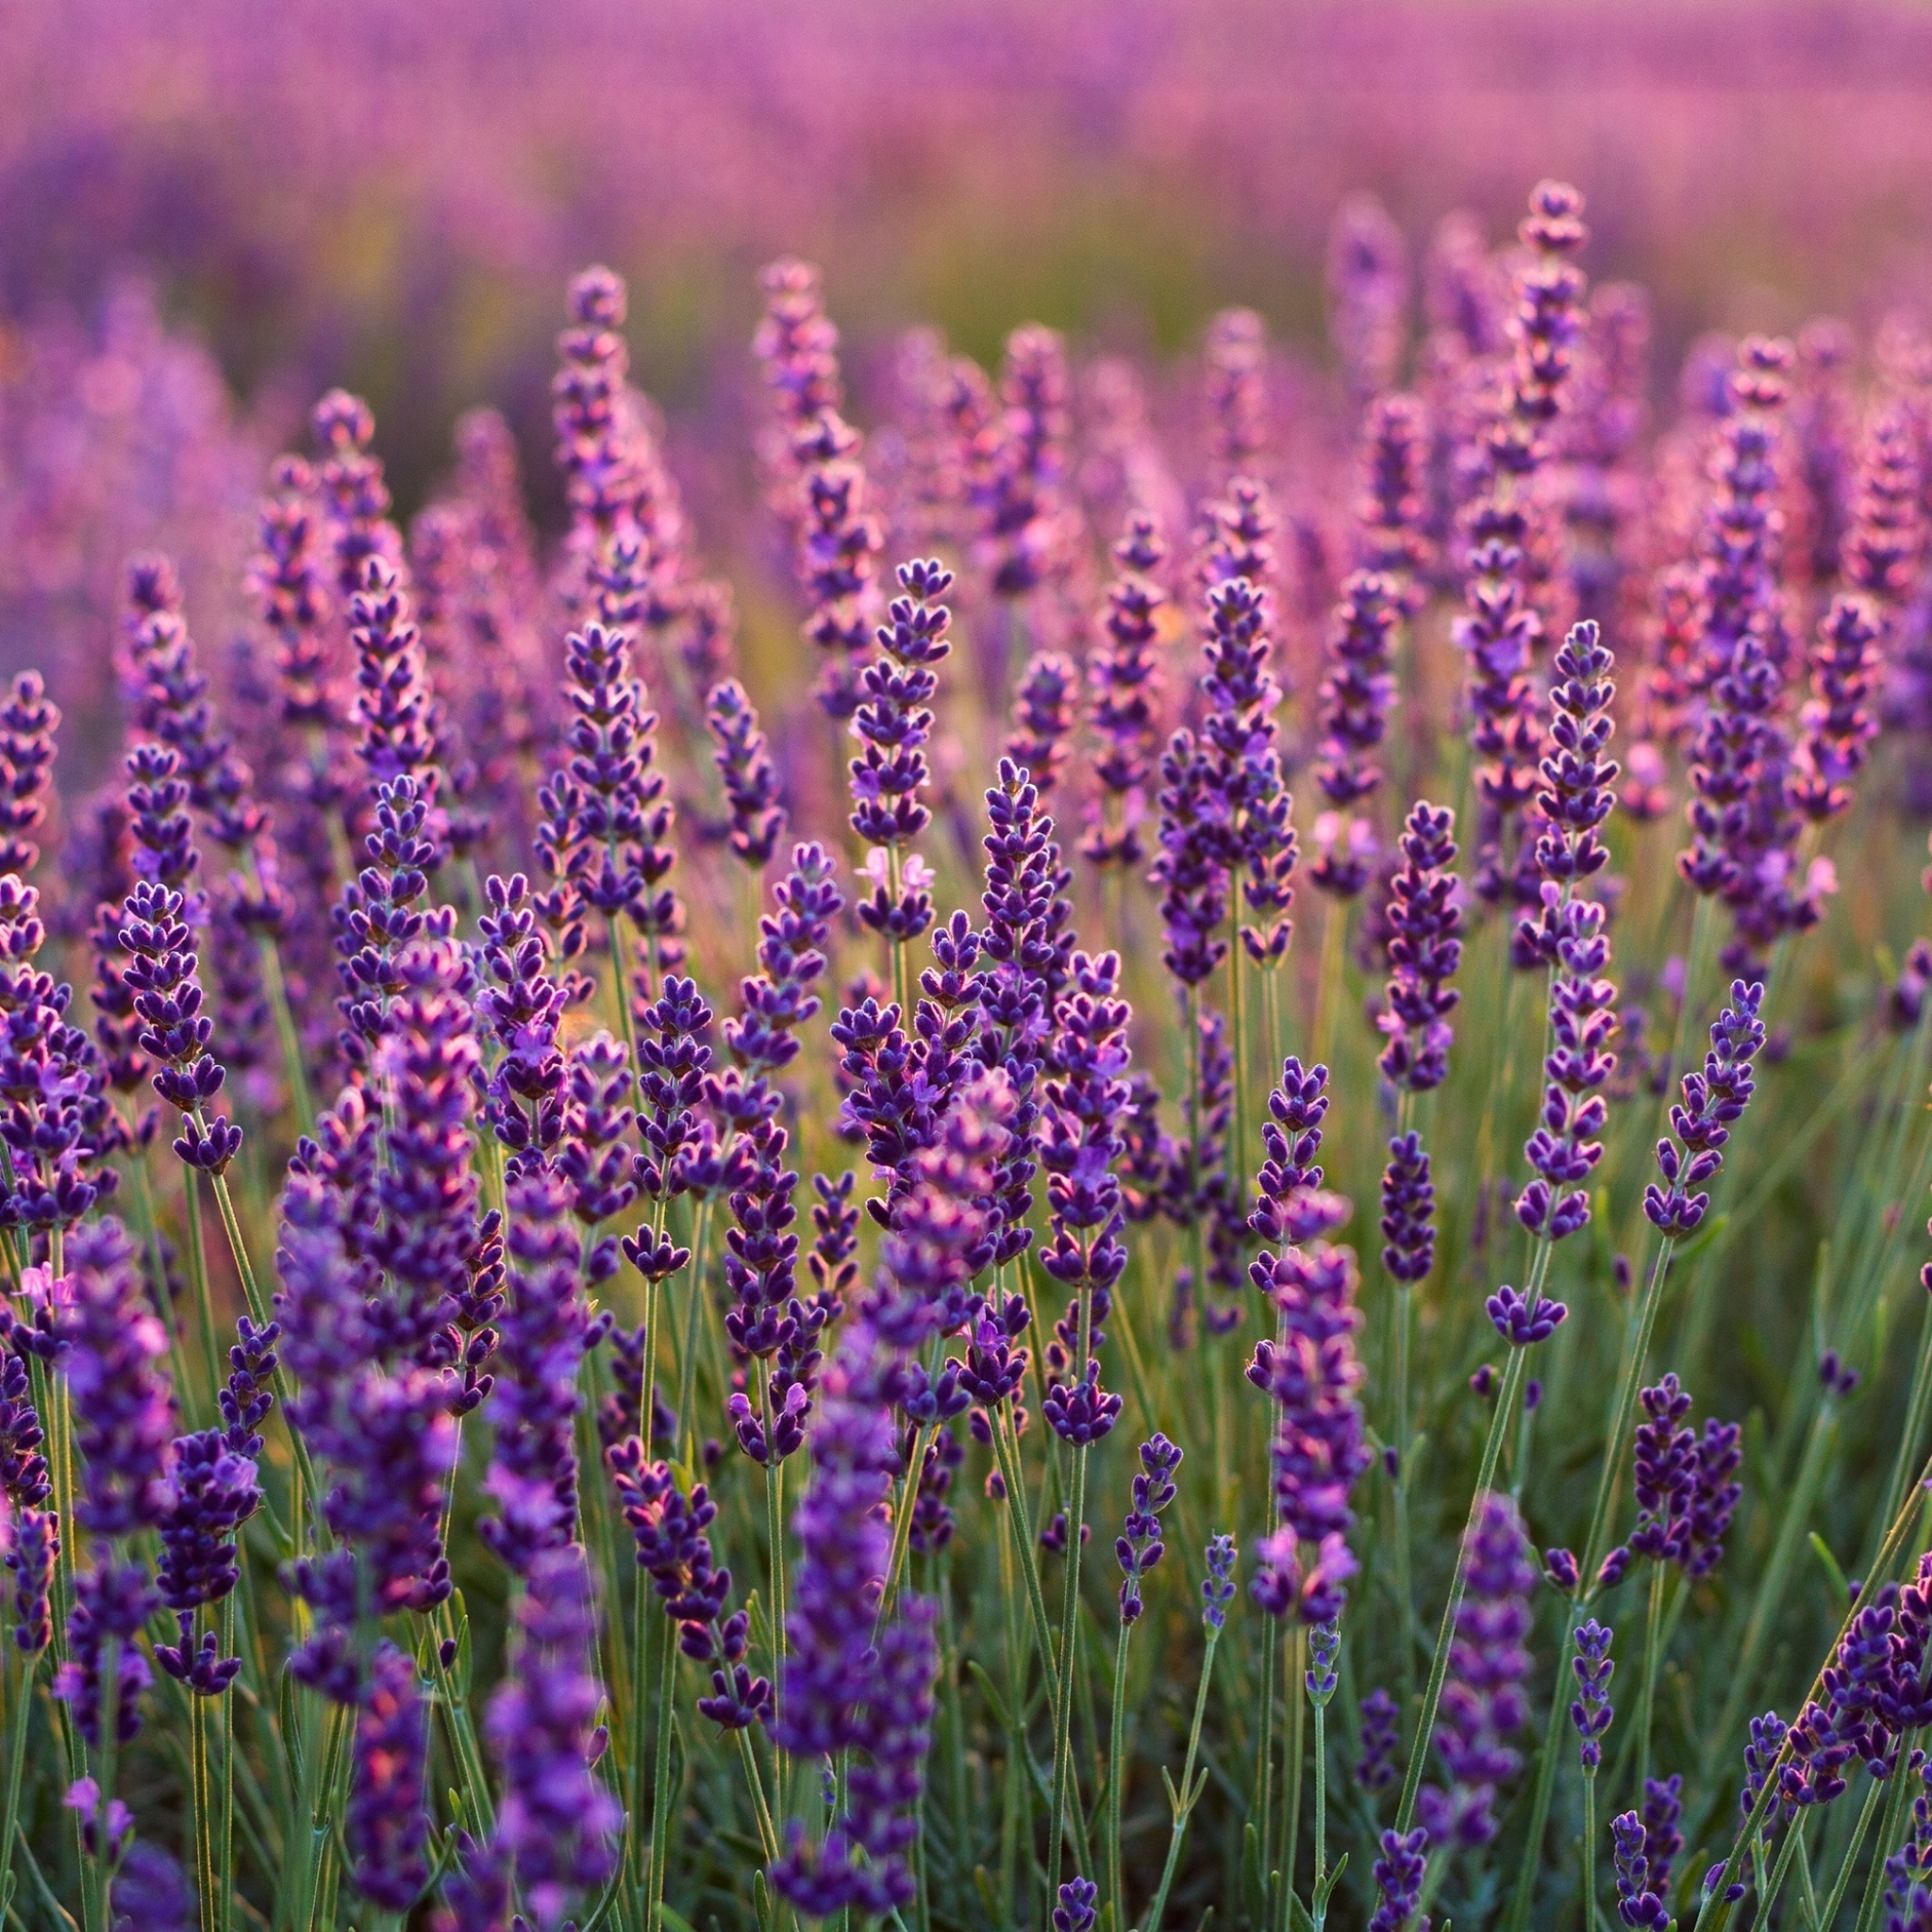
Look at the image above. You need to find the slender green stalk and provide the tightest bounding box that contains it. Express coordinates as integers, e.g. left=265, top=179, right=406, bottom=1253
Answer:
left=1045, top=1434, right=1091, bottom=1897
left=763, top=1376, right=788, bottom=1734
left=0, top=1648, right=34, bottom=1923
left=253, top=925, right=316, bottom=1140
left=990, top=1406, right=1061, bottom=1707
left=1830, top=1771, right=1893, bottom=1932
left=1635, top=1560, right=1666, bottom=1800
left=1280, top=1622, right=1306, bottom=1932
left=1311, top=1687, right=1331, bottom=1932
left=1108, top=1617, right=1131, bottom=1927
left=1137, top=1616, right=1225, bottom=1932
left=644, top=1602, right=680, bottom=1932
left=1254, top=1584, right=1276, bottom=1904
left=1396, top=1332, right=1533, bottom=1832
left=1582, top=1770, right=1598, bottom=1932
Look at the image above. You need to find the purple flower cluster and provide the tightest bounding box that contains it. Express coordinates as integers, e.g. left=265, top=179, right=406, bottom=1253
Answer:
left=611, top=1450, right=772, bottom=1732
left=770, top=1324, right=938, bottom=1918
left=1596, top=1372, right=1741, bottom=1584
left=1420, top=1492, right=1537, bottom=1849
left=756, top=258, right=883, bottom=719
left=848, top=559, right=952, bottom=944
left=348, top=1643, right=431, bottom=1909
left=1613, top=1809, right=1671, bottom=1931
left=1247, top=1215, right=1370, bottom=1625
left=1309, top=570, right=1399, bottom=898
left=479, top=1171, right=595, bottom=1574
left=1525, top=618, right=1618, bottom=901
left=1571, top=1618, right=1615, bottom=1770
left=1039, top=954, right=1133, bottom=1445
left=1005, top=649, right=1077, bottom=800
left=1116, top=1433, right=1182, bottom=1623
left=705, top=678, right=787, bottom=868
left=1514, top=885, right=1617, bottom=1243
left=1456, top=182, right=1591, bottom=910
left=1377, top=801, right=1463, bottom=1093
left=1082, top=514, right=1168, bottom=869
left=1644, top=979, right=1766, bottom=1235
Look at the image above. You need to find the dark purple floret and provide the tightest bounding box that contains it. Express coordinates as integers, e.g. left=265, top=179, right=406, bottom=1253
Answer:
left=1486, top=1281, right=1568, bottom=1348
left=1420, top=1492, right=1537, bottom=1849
left=348, top=1643, right=431, bottom=1910
left=707, top=677, right=788, bottom=867
left=1369, top=1824, right=1431, bottom=1932
left=1515, top=886, right=1617, bottom=1243
left=770, top=1322, right=939, bottom=1918
left=480, top=1171, right=593, bottom=1574
left=153, top=1427, right=259, bottom=1693
left=0, top=671, right=58, bottom=878
left=1381, top=1132, right=1436, bottom=1284
left=1378, top=802, right=1463, bottom=1092
left=1571, top=1618, right=1615, bottom=1770
left=1005, top=650, right=1076, bottom=800
left=1202, top=1533, right=1238, bottom=1631
left=482, top=1546, right=624, bottom=1927
left=1117, top=1433, right=1183, bottom=1623
left=5, top=1496, right=56, bottom=1656
left=110, top=1839, right=197, bottom=1932
left=1526, top=618, right=1618, bottom=900
left=848, top=559, right=952, bottom=941
left=1645, top=979, right=1765, bottom=1236
left=55, top=1560, right=156, bottom=1747
left=1083, top=515, right=1168, bottom=869
left=1642, top=1774, right=1685, bottom=1897
left=1053, top=1876, right=1099, bottom=1932
left=1310, top=570, right=1399, bottom=898
left=1613, top=1810, right=1672, bottom=1931
left=1358, top=1687, right=1400, bottom=1790
left=1248, top=1238, right=1370, bottom=1625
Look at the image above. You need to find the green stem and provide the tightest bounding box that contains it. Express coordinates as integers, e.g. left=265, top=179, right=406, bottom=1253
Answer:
left=1582, top=1773, right=1598, bottom=1932
left=1255, top=1579, right=1276, bottom=1902
left=1281, top=1623, right=1306, bottom=1932
left=1137, top=1622, right=1224, bottom=1932
left=645, top=1601, right=679, bottom=1932
left=1395, top=1334, right=1533, bottom=1832
left=1046, top=1438, right=1090, bottom=1897
left=1636, top=1560, right=1666, bottom=1801
left=1108, top=1618, right=1131, bottom=1928
left=0, top=1648, right=33, bottom=1923
left=991, top=1407, right=1061, bottom=1707
left=1312, top=1690, right=1330, bottom=1932
left=1833, top=1770, right=1895, bottom=1932
left=254, top=926, right=316, bottom=1141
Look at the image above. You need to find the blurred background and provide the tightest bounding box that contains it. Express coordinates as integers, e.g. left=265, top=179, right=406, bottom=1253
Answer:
left=7, top=0, right=1932, bottom=761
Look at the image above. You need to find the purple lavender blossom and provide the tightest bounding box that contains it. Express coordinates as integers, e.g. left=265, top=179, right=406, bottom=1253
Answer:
left=1053, top=1876, right=1099, bottom=1932
left=7, top=1503, right=57, bottom=1654
left=1613, top=1810, right=1672, bottom=1931
left=1369, top=1824, right=1431, bottom=1932
left=1116, top=1433, right=1182, bottom=1623
left=1005, top=650, right=1077, bottom=800
left=348, top=1643, right=431, bottom=1909
left=1327, top=192, right=1409, bottom=407
left=481, top=1547, right=623, bottom=1928
left=1247, top=1232, right=1370, bottom=1625
left=0, top=673, right=58, bottom=877
left=706, top=677, right=787, bottom=868
left=1358, top=1688, right=1400, bottom=1790
left=848, top=559, right=951, bottom=945
left=1642, top=1774, right=1686, bottom=1898
left=1206, top=308, right=1269, bottom=479
left=1378, top=801, right=1463, bottom=1093
left=1420, top=1492, right=1537, bottom=1849
left=1083, top=515, right=1168, bottom=870
left=153, top=1427, right=259, bottom=1694
left=1515, top=886, right=1617, bottom=1243
left=1526, top=619, right=1619, bottom=901
left=1571, top=1618, right=1615, bottom=1770
left=1645, top=979, right=1766, bottom=1235
left=770, top=1322, right=938, bottom=1917
left=479, top=1170, right=593, bottom=1574
left=1380, top=1132, right=1436, bottom=1283
left=1310, top=570, right=1399, bottom=898
left=1039, top=954, right=1133, bottom=1448
left=1202, top=1533, right=1238, bottom=1631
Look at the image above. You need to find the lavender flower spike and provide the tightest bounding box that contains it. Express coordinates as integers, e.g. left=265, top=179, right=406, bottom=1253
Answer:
left=1645, top=979, right=1766, bottom=1236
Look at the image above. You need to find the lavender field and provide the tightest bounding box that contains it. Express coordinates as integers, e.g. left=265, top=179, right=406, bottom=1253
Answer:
left=4, top=6, right=1932, bottom=1931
